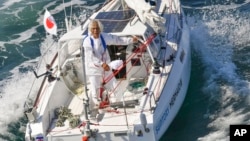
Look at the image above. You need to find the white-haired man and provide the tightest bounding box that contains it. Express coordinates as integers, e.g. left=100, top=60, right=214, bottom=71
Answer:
left=82, top=19, right=137, bottom=107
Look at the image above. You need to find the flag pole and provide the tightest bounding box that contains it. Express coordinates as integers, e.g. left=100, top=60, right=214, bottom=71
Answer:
left=43, top=9, right=60, bottom=77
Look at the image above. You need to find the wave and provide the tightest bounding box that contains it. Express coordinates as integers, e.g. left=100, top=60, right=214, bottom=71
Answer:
left=187, top=2, right=250, bottom=141
left=182, top=0, right=250, bottom=9
left=0, top=61, right=36, bottom=133
left=0, top=0, right=22, bottom=11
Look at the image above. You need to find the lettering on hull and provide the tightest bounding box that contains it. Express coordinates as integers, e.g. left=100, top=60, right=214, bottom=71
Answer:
left=155, top=79, right=183, bottom=135
left=169, top=79, right=182, bottom=108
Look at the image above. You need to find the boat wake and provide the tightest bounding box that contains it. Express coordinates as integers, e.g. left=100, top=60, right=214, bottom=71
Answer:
left=0, top=62, right=35, bottom=135
left=186, top=2, right=250, bottom=141
left=0, top=37, right=57, bottom=140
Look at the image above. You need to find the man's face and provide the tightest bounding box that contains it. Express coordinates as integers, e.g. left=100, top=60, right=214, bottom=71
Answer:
left=90, top=21, right=100, bottom=38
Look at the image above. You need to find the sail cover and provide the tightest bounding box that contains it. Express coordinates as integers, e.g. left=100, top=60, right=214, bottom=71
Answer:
left=124, top=0, right=166, bottom=34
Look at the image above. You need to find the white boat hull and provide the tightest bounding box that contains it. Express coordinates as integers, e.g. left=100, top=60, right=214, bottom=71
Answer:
left=24, top=0, right=191, bottom=141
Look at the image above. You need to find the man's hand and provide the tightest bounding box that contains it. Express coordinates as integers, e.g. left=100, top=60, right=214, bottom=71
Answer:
left=102, top=63, right=110, bottom=71
left=132, top=36, right=138, bottom=43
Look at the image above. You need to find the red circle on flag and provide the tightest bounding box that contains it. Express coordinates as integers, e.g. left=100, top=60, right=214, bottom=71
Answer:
left=46, top=18, right=54, bottom=29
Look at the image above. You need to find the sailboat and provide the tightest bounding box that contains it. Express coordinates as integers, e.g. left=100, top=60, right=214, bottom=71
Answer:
left=24, top=0, right=191, bottom=140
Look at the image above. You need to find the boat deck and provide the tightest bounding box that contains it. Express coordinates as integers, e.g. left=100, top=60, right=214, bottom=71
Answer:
left=47, top=79, right=149, bottom=136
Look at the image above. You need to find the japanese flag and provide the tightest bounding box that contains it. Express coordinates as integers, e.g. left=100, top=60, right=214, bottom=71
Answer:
left=43, top=9, right=57, bottom=35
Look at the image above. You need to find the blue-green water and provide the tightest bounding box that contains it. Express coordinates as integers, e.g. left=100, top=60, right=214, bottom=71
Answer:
left=0, top=0, right=250, bottom=141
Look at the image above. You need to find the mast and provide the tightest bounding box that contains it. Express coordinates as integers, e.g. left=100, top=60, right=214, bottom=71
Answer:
left=81, top=45, right=91, bottom=137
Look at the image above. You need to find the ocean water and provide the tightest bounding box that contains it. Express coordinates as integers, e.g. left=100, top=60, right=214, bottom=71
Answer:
left=0, top=0, right=250, bottom=141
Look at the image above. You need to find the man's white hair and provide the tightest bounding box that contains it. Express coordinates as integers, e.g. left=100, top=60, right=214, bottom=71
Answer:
left=88, top=19, right=104, bottom=33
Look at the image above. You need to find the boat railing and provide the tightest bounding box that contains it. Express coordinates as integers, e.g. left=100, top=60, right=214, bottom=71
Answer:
left=149, top=35, right=186, bottom=114
left=58, top=39, right=82, bottom=67
left=141, top=13, right=184, bottom=111
left=24, top=52, right=59, bottom=123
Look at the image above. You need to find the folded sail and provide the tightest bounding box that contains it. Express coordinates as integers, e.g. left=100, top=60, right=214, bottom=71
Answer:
left=124, top=0, right=166, bottom=34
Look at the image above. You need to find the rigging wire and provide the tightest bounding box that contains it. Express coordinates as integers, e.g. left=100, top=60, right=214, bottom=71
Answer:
left=105, top=33, right=157, bottom=85
left=24, top=38, right=57, bottom=109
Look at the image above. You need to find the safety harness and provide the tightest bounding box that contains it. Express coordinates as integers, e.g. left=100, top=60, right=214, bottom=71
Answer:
left=83, top=34, right=107, bottom=55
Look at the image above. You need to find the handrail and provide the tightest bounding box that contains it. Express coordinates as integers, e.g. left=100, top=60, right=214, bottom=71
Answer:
left=33, top=53, right=58, bottom=108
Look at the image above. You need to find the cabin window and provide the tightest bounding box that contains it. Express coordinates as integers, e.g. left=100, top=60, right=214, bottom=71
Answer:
left=180, top=49, right=185, bottom=63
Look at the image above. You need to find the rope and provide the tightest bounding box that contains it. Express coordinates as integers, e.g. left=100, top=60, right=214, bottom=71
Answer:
left=104, top=33, right=157, bottom=85
left=108, top=53, right=145, bottom=96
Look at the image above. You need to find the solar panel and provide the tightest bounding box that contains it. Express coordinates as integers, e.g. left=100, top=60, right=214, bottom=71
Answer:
left=96, top=10, right=135, bottom=33
left=83, top=9, right=135, bottom=35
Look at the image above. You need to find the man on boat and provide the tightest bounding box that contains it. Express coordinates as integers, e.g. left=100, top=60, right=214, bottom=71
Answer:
left=82, top=19, right=138, bottom=108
